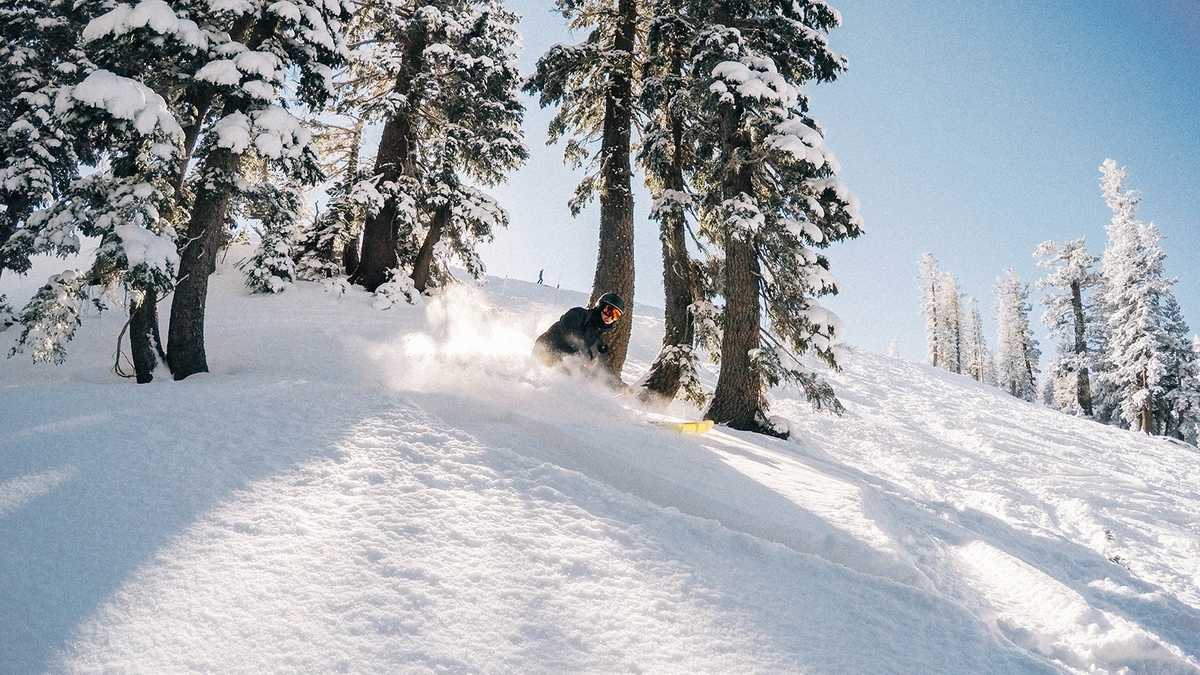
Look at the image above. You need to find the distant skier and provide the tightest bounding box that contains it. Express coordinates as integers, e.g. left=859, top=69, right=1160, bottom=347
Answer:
left=537, top=269, right=544, bottom=285
left=533, top=292, right=625, bottom=377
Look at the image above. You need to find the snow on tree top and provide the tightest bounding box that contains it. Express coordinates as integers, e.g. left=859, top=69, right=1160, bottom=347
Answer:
left=213, top=111, right=252, bottom=153
left=267, top=0, right=303, bottom=23
left=710, top=58, right=800, bottom=108
left=65, top=70, right=182, bottom=139
left=82, top=0, right=208, bottom=49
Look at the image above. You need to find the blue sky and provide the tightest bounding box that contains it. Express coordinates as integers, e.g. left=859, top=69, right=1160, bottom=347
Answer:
left=480, top=0, right=1199, bottom=360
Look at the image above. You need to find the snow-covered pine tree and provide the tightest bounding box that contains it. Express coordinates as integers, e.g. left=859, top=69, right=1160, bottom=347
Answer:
left=692, top=0, right=862, bottom=437
left=1034, top=238, right=1100, bottom=416
left=524, top=0, right=641, bottom=376
left=1187, top=335, right=1200, bottom=444
left=408, top=3, right=525, bottom=293
left=1096, top=159, right=1185, bottom=434
left=240, top=179, right=305, bottom=293
left=295, top=119, right=366, bottom=279
left=348, top=0, right=525, bottom=297
left=1156, top=295, right=1198, bottom=439
left=166, top=0, right=351, bottom=379
left=993, top=269, right=1040, bottom=401
left=4, top=0, right=222, bottom=380
left=637, top=0, right=708, bottom=406
left=935, top=271, right=962, bottom=374
left=961, top=295, right=991, bottom=383
left=0, top=0, right=88, bottom=330
left=0, top=0, right=84, bottom=282
left=918, top=253, right=941, bottom=368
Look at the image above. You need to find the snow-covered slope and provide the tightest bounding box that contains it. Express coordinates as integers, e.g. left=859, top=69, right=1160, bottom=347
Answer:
left=3, top=259, right=1199, bottom=674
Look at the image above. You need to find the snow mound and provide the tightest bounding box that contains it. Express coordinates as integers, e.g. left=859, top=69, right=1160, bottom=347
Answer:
left=2, top=257, right=1199, bottom=673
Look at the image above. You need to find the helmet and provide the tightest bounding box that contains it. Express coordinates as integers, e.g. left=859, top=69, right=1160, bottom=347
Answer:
left=596, top=292, right=625, bottom=313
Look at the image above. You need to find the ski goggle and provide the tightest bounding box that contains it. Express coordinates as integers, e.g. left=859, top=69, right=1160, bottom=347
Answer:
left=601, top=304, right=623, bottom=321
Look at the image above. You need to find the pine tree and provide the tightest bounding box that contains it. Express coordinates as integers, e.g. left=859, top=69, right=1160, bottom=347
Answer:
left=637, top=0, right=707, bottom=406
left=918, top=253, right=941, bottom=368
left=349, top=0, right=525, bottom=296
left=166, top=0, right=351, bottom=379
left=3, top=0, right=209, bottom=381
left=1157, top=296, right=1198, bottom=439
left=295, top=119, right=366, bottom=279
left=0, top=0, right=84, bottom=282
left=524, top=0, right=641, bottom=376
left=240, top=180, right=305, bottom=293
left=1034, top=238, right=1099, bottom=416
left=408, top=3, right=526, bottom=293
left=935, top=271, right=962, bottom=374
left=692, top=0, right=862, bottom=437
left=1096, top=159, right=1182, bottom=434
left=994, top=269, right=1040, bottom=401
left=961, top=295, right=991, bottom=383
left=1186, top=335, right=1200, bottom=444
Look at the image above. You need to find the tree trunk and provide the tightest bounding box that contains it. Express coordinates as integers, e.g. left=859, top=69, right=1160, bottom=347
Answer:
left=1138, top=368, right=1152, bottom=433
left=411, top=204, right=448, bottom=293
left=705, top=220, right=765, bottom=432
left=642, top=90, right=697, bottom=403
left=590, top=0, right=637, bottom=377
left=351, top=31, right=424, bottom=292
left=954, top=316, right=962, bottom=374
left=929, top=285, right=938, bottom=368
left=129, top=289, right=160, bottom=383
left=639, top=213, right=695, bottom=402
left=705, top=92, right=776, bottom=435
left=166, top=14, right=277, bottom=379
left=1069, top=280, right=1094, bottom=416
left=343, top=233, right=360, bottom=276
left=166, top=146, right=242, bottom=379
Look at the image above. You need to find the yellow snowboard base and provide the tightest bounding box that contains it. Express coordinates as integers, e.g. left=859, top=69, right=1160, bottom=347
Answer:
left=653, top=419, right=715, bottom=435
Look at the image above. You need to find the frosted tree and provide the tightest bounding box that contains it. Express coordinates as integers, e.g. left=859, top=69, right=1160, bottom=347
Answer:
left=295, top=119, right=366, bottom=279
left=961, top=295, right=991, bottom=383
left=691, top=0, right=862, bottom=437
left=918, top=253, right=941, bottom=368
left=1186, top=335, right=1200, bottom=444
left=3, top=0, right=207, bottom=380
left=935, top=271, right=962, bottom=374
left=165, top=0, right=351, bottom=379
left=918, top=256, right=966, bottom=376
left=349, top=1, right=526, bottom=297
left=1035, top=238, right=1100, bottom=416
left=0, top=0, right=86, bottom=330
left=994, top=269, right=1040, bottom=401
left=408, top=5, right=526, bottom=293
left=637, top=0, right=708, bottom=406
left=0, top=0, right=83, bottom=283
left=240, top=181, right=305, bottom=293
left=524, top=0, right=642, bottom=375
left=1157, top=296, right=1198, bottom=439
left=1096, top=160, right=1182, bottom=434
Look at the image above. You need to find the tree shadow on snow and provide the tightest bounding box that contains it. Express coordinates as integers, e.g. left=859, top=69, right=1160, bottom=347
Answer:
left=0, top=378, right=379, bottom=673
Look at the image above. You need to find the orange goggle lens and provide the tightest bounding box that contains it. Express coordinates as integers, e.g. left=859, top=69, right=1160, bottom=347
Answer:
left=601, top=305, right=622, bottom=320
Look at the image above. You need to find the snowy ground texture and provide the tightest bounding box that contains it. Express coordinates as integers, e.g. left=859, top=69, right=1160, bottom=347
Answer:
left=3, top=255, right=1200, bottom=674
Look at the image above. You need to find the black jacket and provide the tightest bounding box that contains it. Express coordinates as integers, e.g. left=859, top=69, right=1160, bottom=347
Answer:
left=534, top=306, right=614, bottom=364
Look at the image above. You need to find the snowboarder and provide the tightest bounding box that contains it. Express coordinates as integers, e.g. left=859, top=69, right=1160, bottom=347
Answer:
left=533, top=292, right=626, bottom=374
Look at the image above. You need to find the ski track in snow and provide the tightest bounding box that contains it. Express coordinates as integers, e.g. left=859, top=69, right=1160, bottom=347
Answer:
left=2, top=258, right=1199, bottom=674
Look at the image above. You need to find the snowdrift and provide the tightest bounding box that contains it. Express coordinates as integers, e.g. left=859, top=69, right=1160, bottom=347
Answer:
left=3, top=259, right=1199, bottom=674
